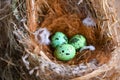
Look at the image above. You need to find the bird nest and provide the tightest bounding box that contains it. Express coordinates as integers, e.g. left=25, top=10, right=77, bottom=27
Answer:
left=6, top=0, right=120, bottom=80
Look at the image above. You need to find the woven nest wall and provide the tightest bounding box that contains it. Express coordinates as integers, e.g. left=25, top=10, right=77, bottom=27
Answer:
left=0, top=0, right=120, bottom=80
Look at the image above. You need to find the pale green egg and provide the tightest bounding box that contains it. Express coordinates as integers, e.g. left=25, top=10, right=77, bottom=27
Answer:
left=69, top=35, right=86, bottom=50
left=51, top=32, right=68, bottom=48
left=54, top=44, right=76, bottom=61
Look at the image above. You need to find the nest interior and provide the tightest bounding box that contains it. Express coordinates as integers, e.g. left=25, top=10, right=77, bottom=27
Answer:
left=27, top=0, right=115, bottom=65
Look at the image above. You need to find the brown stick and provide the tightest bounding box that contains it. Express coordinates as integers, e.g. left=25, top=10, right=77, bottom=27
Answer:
left=26, top=0, right=38, bottom=32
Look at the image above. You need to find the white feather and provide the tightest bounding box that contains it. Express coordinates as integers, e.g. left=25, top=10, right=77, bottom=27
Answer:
left=22, top=54, right=30, bottom=70
left=34, top=28, right=50, bottom=45
left=82, top=16, right=96, bottom=27
left=80, top=45, right=95, bottom=52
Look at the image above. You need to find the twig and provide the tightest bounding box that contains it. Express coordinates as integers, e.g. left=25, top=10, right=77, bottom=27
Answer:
left=26, top=0, right=38, bottom=32
left=0, top=57, right=15, bottom=66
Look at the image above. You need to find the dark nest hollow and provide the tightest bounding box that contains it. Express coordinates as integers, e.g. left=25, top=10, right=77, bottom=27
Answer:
left=0, top=0, right=120, bottom=80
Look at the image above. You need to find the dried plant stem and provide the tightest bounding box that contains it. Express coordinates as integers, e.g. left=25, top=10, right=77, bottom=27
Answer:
left=71, top=65, right=112, bottom=80
left=26, top=0, right=38, bottom=32
left=40, top=51, right=52, bottom=62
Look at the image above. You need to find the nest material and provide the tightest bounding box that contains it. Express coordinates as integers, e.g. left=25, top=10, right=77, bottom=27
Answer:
left=25, top=0, right=115, bottom=65
left=1, top=0, right=120, bottom=80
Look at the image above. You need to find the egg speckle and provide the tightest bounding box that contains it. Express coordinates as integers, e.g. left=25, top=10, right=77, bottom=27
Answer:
left=51, top=32, right=68, bottom=48
left=54, top=44, right=76, bottom=61
left=69, top=35, right=86, bottom=50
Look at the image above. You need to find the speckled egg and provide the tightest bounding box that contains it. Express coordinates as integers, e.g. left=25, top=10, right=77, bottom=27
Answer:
left=54, top=44, right=76, bottom=61
left=51, top=32, right=68, bottom=48
left=69, top=35, right=86, bottom=50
